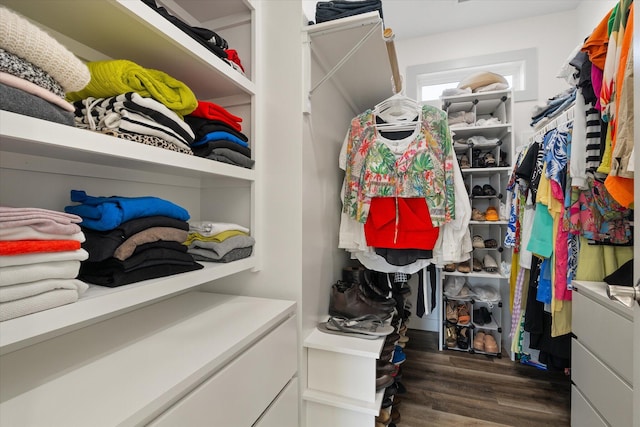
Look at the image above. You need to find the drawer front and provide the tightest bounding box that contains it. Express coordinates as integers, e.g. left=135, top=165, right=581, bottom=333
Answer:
left=149, top=315, right=297, bottom=427
left=254, top=378, right=299, bottom=427
left=571, top=339, right=632, bottom=427
left=571, top=385, right=607, bottom=427
left=573, top=290, right=634, bottom=384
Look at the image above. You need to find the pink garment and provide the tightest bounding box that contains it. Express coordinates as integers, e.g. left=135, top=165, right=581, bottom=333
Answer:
left=0, top=206, right=82, bottom=235
left=550, top=181, right=571, bottom=300
left=591, top=65, right=604, bottom=111
left=0, top=71, right=75, bottom=112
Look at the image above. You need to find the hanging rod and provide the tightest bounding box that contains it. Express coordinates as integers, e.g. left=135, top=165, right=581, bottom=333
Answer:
left=383, top=28, right=402, bottom=94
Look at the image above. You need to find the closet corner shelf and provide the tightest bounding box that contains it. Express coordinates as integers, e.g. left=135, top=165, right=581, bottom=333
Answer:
left=304, top=11, right=394, bottom=114
left=1, top=0, right=255, bottom=99
left=0, top=111, right=255, bottom=182
left=302, top=388, right=384, bottom=416
left=0, top=257, right=258, bottom=356
left=303, top=327, right=385, bottom=359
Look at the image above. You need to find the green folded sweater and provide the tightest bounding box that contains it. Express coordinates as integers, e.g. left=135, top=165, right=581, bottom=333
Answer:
left=66, top=59, right=197, bottom=117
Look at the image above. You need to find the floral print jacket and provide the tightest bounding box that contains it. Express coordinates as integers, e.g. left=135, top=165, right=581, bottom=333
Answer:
left=342, top=104, right=455, bottom=227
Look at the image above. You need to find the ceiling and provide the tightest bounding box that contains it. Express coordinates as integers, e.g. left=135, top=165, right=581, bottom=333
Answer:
left=304, top=0, right=581, bottom=41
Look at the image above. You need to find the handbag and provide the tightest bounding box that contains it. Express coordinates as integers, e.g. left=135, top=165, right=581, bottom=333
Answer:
left=315, top=0, right=383, bottom=24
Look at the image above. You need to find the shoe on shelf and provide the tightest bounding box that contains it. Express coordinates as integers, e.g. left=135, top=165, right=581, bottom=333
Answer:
left=457, top=304, right=471, bottom=324
left=484, top=333, right=499, bottom=353
left=479, top=306, right=492, bottom=324
left=482, top=152, right=497, bottom=167
left=392, top=345, right=406, bottom=365
left=328, top=281, right=395, bottom=320
left=376, top=407, right=391, bottom=425
left=483, top=238, right=498, bottom=248
left=445, top=324, right=457, bottom=347
left=456, top=326, right=470, bottom=349
left=473, top=330, right=486, bottom=351
left=446, top=301, right=458, bottom=323
left=472, top=257, right=483, bottom=272
left=456, top=261, right=471, bottom=273
left=376, top=374, right=395, bottom=391
left=483, top=254, right=499, bottom=273
left=485, top=206, right=500, bottom=221
left=471, top=208, right=486, bottom=221
left=459, top=154, right=470, bottom=169
left=471, top=185, right=484, bottom=197
left=482, top=183, right=497, bottom=196
left=444, top=263, right=457, bottom=272
left=472, top=235, right=485, bottom=248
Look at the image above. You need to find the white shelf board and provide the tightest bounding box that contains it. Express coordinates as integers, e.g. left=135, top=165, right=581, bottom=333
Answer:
left=305, top=12, right=394, bottom=114
left=304, top=327, right=384, bottom=358
left=469, top=220, right=509, bottom=225
left=0, top=291, right=295, bottom=426
left=461, top=166, right=512, bottom=175
left=451, top=124, right=512, bottom=140
left=0, top=111, right=255, bottom=182
left=441, top=89, right=512, bottom=104
left=0, top=257, right=257, bottom=355
left=443, top=270, right=507, bottom=280
left=302, top=388, right=384, bottom=416
left=1, top=0, right=254, bottom=99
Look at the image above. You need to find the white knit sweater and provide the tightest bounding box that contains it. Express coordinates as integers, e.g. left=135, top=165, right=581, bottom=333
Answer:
left=0, top=6, right=90, bottom=92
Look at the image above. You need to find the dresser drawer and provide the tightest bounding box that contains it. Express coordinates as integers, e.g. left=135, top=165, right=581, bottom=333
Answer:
left=571, top=339, right=632, bottom=427
left=149, top=315, right=297, bottom=427
left=254, top=378, right=299, bottom=427
left=571, top=385, right=607, bottom=427
left=573, top=289, right=633, bottom=383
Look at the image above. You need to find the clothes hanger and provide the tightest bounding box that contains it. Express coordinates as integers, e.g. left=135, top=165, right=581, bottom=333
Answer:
left=372, top=92, right=421, bottom=132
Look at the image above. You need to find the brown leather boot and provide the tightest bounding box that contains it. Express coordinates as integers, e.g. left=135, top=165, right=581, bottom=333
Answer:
left=329, top=281, right=394, bottom=319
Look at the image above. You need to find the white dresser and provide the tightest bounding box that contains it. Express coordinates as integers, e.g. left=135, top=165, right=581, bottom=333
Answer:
left=571, top=280, right=634, bottom=427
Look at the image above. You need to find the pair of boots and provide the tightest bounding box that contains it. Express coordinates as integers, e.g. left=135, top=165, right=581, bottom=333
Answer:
left=329, top=280, right=395, bottom=320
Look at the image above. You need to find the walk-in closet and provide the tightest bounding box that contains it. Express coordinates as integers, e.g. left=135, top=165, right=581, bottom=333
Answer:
left=0, top=1, right=637, bottom=426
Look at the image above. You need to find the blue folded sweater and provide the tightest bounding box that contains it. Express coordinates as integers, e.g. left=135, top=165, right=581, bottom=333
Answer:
left=65, top=190, right=190, bottom=231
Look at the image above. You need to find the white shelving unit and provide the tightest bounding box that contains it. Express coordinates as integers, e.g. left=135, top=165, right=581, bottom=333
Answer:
left=0, top=1, right=300, bottom=424
left=0, top=0, right=257, bottom=353
left=438, top=88, right=515, bottom=358
left=301, top=12, right=396, bottom=427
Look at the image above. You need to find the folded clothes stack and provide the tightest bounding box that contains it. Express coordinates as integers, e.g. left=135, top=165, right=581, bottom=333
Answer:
left=185, top=221, right=254, bottom=263
left=0, top=206, right=89, bottom=321
left=185, top=101, right=254, bottom=169
left=65, top=190, right=203, bottom=287
left=0, top=6, right=90, bottom=125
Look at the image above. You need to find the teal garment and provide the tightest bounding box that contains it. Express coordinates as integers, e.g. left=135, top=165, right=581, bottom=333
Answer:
left=527, top=202, right=554, bottom=258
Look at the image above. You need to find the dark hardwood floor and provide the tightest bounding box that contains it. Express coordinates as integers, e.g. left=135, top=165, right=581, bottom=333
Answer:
left=394, top=329, right=571, bottom=427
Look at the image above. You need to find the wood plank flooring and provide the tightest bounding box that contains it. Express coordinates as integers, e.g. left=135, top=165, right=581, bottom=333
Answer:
left=393, top=329, right=571, bottom=427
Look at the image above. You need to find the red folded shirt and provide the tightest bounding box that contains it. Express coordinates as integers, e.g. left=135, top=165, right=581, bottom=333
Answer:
left=0, top=240, right=81, bottom=256
left=189, top=100, right=243, bottom=132
left=364, top=197, right=440, bottom=250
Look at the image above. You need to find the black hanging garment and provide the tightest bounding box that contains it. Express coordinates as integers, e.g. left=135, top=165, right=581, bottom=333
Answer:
left=315, top=0, right=383, bottom=24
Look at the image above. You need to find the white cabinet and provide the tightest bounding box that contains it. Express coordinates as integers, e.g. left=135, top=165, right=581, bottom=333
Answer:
left=303, top=329, right=385, bottom=427
left=438, top=89, right=515, bottom=357
left=571, top=280, right=634, bottom=427
left=0, top=292, right=296, bottom=426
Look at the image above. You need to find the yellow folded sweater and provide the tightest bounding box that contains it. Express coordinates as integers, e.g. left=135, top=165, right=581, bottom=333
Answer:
left=66, top=59, right=197, bottom=117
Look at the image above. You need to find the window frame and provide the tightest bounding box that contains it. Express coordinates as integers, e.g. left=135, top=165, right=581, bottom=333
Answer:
left=406, top=48, right=538, bottom=103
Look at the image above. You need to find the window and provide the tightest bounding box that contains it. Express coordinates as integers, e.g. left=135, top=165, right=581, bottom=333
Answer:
left=406, top=48, right=537, bottom=105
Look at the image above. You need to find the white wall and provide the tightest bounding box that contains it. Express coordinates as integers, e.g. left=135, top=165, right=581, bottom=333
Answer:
left=397, top=1, right=616, bottom=149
